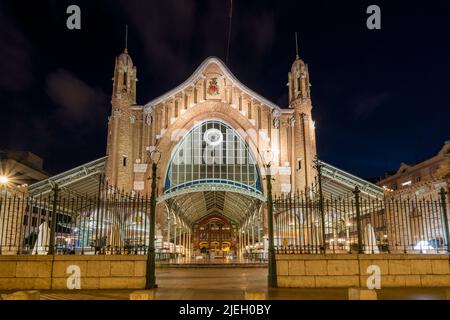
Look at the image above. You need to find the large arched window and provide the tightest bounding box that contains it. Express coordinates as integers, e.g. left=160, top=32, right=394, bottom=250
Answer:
left=164, top=120, right=262, bottom=195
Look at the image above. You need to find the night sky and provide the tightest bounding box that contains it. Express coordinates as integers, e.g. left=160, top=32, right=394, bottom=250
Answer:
left=0, top=0, right=449, bottom=180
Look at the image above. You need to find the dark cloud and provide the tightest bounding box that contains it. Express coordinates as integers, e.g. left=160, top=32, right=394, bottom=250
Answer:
left=0, top=0, right=449, bottom=179
left=120, top=1, right=277, bottom=86
left=46, top=69, right=107, bottom=127
left=238, top=10, right=276, bottom=60
left=0, top=5, right=34, bottom=93
left=276, top=92, right=288, bottom=108
left=353, top=92, right=391, bottom=120
left=120, top=0, right=197, bottom=83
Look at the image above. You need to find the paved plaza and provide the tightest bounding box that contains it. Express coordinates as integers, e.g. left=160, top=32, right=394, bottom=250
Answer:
left=1, top=267, right=448, bottom=300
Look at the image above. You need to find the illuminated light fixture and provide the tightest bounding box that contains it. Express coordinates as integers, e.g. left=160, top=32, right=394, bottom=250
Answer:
left=414, top=240, right=434, bottom=253
left=0, top=175, right=9, bottom=184
left=150, top=149, right=162, bottom=165
left=401, top=180, right=412, bottom=187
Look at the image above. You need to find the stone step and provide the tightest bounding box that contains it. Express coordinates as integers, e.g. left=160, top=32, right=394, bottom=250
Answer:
left=157, top=263, right=267, bottom=268
left=1, top=291, right=40, bottom=300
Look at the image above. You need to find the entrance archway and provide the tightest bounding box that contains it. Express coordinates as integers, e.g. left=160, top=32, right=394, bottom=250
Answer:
left=156, top=119, right=267, bottom=263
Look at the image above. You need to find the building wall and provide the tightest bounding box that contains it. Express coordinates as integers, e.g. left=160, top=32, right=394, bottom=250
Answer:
left=0, top=151, right=49, bottom=186
left=377, top=141, right=450, bottom=251
left=276, top=254, right=450, bottom=288
left=378, top=141, right=450, bottom=199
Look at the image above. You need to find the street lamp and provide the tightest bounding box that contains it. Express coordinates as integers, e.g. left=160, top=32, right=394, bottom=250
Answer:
left=263, top=149, right=277, bottom=288
left=145, top=149, right=161, bottom=289
left=0, top=175, right=9, bottom=184
left=0, top=175, right=7, bottom=254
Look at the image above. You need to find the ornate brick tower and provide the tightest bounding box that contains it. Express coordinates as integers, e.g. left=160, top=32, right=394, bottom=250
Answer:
left=288, top=39, right=317, bottom=190
left=105, top=47, right=138, bottom=190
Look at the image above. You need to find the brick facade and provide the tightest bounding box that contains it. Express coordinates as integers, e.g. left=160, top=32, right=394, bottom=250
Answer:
left=105, top=52, right=318, bottom=235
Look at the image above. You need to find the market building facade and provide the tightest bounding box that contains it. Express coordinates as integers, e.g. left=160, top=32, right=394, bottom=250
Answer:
left=3, top=47, right=387, bottom=259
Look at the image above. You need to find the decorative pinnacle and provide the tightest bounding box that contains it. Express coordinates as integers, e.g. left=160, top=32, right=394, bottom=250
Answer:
left=124, top=24, right=128, bottom=53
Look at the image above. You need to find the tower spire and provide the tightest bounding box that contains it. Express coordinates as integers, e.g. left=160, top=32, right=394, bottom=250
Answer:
left=295, top=32, right=299, bottom=59
left=125, top=24, right=128, bottom=53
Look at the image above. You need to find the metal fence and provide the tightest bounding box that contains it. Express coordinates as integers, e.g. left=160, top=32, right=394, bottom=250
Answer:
left=1, top=182, right=449, bottom=256
left=0, top=182, right=157, bottom=256
left=273, top=187, right=450, bottom=254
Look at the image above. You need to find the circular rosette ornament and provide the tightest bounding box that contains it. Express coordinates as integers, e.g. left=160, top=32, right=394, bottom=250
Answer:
left=203, top=128, right=223, bottom=146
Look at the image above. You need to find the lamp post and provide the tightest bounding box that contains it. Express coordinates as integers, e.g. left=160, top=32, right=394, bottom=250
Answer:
left=313, top=156, right=326, bottom=254
left=264, top=150, right=277, bottom=288
left=48, top=184, right=59, bottom=255
left=145, top=149, right=161, bottom=289
left=0, top=175, right=9, bottom=255
left=0, top=176, right=9, bottom=196
left=439, top=188, right=450, bottom=253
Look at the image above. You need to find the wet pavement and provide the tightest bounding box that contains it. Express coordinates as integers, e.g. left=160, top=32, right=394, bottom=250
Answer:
left=2, top=267, right=449, bottom=300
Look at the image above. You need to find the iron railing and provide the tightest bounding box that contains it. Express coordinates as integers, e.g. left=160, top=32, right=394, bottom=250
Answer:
left=273, top=187, right=450, bottom=254
left=0, top=181, right=162, bottom=256
left=1, top=181, right=449, bottom=256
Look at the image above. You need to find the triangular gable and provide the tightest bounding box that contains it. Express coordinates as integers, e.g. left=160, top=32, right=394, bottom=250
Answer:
left=143, top=56, right=282, bottom=113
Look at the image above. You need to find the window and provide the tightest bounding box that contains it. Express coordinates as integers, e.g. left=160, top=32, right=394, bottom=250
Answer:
left=164, top=105, right=169, bottom=127
left=123, top=157, right=127, bottom=167
left=123, top=66, right=127, bottom=86
left=31, top=217, right=37, bottom=227
left=23, top=215, right=29, bottom=226
left=165, top=119, right=262, bottom=194
left=257, top=108, right=261, bottom=130
left=401, top=180, right=412, bottom=187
